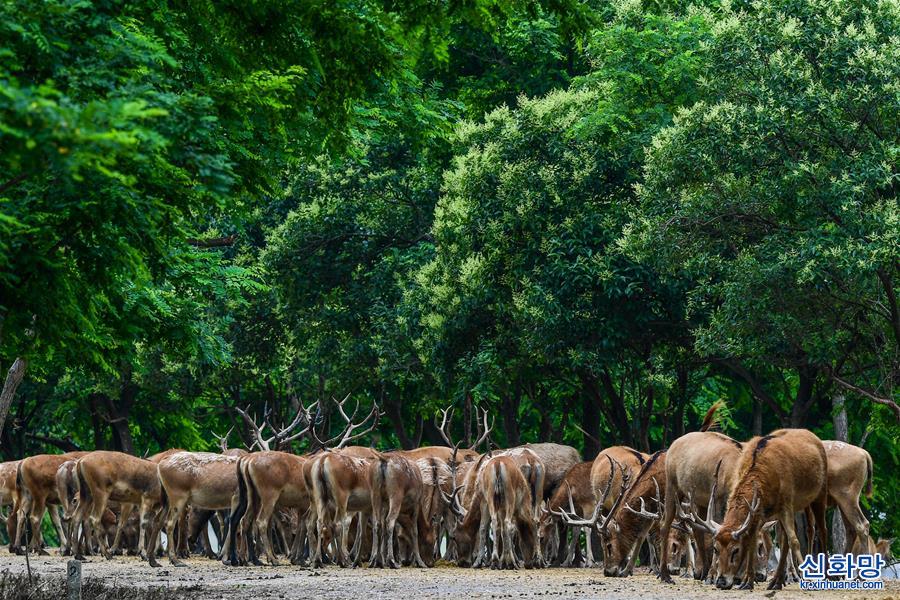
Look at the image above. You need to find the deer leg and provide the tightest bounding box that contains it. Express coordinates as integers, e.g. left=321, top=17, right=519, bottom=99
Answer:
left=768, top=517, right=795, bottom=590
left=255, top=497, right=279, bottom=566
left=489, top=510, right=503, bottom=569
left=385, top=507, right=401, bottom=568
left=657, top=491, right=678, bottom=583
left=811, top=494, right=828, bottom=564
left=289, top=509, right=308, bottom=565
left=109, top=503, right=133, bottom=555
left=560, top=525, right=575, bottom=567
left=27, top=495, right=49, bottom=555
left=164, top=497, right=189, bottom=567
left=49, top=505, right=66, bottom=553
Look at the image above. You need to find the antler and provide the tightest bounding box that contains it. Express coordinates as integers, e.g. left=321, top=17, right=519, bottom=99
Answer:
left=624, top=476, right=662, bottom=521
left=312, top=394, right=380, bottom=449
left=552, top=456, right=619, bottom=530
left=213, top=426, right=234, bottom=452
left=599, top=459, right=633, bottom=536
left=470, top=407, right=494, bottom=451
left=435, top=407, right=455, bottom=447
left=234, top=400, right=316, bottom=452
left=732, top=483, right=760, bottom=539
left=440, top=444, right=468, bottom=517
left=677, top=459, right=723, bottom=535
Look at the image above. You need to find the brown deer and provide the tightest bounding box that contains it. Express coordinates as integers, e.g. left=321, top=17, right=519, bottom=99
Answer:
left=54, top=460, right=81, bottom=556
left=449, top=454, right=542, bottom=569
left=310, top=450, right=376, bottom=567
left=156, top=450, right=243, bottom=567
left=690, top=429, right=828, bottom=590
left=602, top=450, right=670, bottom=577
left=14, top=452, right=87, bottom=554
left=822, top=440, right=873, bottom=554
left=1, top=461, right=20, bottom=552
left=74, top=450, right=162, bottom=562
left=369, top=452, right=434, bottom=568
left=222, top=401, right=317, bottom=566
left=539, top=461, right=596, bottom=566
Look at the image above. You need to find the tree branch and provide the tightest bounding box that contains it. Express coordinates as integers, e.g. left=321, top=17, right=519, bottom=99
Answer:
left=830, top=374, right=900, bottom=422
left=26, top=433, right=82, bottom=452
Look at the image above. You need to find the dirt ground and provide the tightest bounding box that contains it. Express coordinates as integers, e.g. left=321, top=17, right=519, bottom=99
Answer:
left=1, top=554, right=897, bottom=600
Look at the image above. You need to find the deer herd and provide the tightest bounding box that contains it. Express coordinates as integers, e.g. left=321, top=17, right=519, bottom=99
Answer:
left=1, top=399, right=893, bottom=590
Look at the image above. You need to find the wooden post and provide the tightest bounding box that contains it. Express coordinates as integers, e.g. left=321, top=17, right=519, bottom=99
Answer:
left=66, top=560, right=82, bottom=600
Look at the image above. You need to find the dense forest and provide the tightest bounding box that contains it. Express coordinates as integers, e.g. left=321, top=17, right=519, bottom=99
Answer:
left=0, top=0, right=897, bottom=540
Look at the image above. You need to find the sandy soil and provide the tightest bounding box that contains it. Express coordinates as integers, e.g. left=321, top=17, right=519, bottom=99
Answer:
left=2, top=554, right=897, bottom=600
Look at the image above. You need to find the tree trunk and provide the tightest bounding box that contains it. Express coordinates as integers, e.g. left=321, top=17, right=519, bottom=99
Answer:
left=0, top=357, right=27, bottom=438
left=581, top=387, right=601, bottom=460
left=790, top=366, right=816, bottom=427
left=752, top=395, right=762, bottom=436
left=501, top=386, right=521, bottom=447
left=104, top=369, right=137, bottom=455
left=831, top=393, right=848, bottom=553
left=88, top=393, right=106, bottom=450
left=385, top=396, right=415, bottom=450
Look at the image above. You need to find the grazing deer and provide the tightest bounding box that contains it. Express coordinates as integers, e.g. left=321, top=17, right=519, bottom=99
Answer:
left=822, top=440, right=873, bottom=554
left=14, top=452, right=87, bottom=554
left=223, top=401, right=317, bottom=566
left=54, top=460, right=81, bottom=556
left=74, top=450, right=162, bottom=562
left=602, top=450, right=670, bottom=577
left=156, top=451, right=244, bottom=567
left=446, top=453, right=542, bottom=569
left=539, top=461, right=596, bottom=566
left=369, top=452, right=434, bottom=568
left=684, top=429, right=828, bottom=590
left=310, top=451, right=376, bottom=567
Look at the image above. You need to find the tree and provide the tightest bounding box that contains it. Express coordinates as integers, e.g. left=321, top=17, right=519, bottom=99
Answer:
left=416, top=6, right=712, bottom=453
left=629, top=0, right=899, bottom=422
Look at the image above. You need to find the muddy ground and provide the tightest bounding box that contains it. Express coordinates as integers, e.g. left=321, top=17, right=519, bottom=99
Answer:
left=1, top=554, right=897, bottom=600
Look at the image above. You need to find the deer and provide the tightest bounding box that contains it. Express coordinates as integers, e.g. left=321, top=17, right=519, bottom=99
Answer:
left=369, top=451, right=435, bottom=568
left=73, top=450, right=163, bottom=563
left=682, top=429, right=829, bottom=590
left=821, top=440, right=873, bottom=554
left=1, top=461, right=20, bottom=552
left=222, top=400, right=317, bottom=566
left=447, top=454, right=541, bottom=569
left=600, top=450, right=672, bottom=577
left=54, top=460, right=81, bottom=556
left=539, top=461, right=596, bottom=567
left=252, top=396, right=379, bottom=568
left=448, top=446, right=543, bottom=567
left=14, top=452, right=87, bottom=554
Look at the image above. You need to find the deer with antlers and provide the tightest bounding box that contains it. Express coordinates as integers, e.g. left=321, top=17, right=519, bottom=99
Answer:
left=159, top=400, right=316, bottom=567
left=447, top=453, right=542, bottom=569
left=222, top=400, right=317, bottom=566
left=238, top=395, right=378, bottom=568
left=687, top=429, right=828, bottom=590
left=368, top=451, right=435, bottom=568
left=539, top=461, right=597, bottom=567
